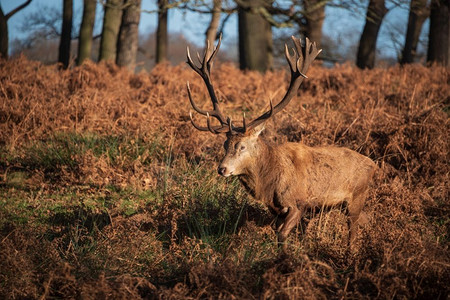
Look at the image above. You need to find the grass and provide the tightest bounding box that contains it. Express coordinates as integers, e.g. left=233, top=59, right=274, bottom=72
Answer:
left=0, top=131, right=277, bottom=297
left=0, top=57, right=448, bottom=298
left=2, top=132, right=166, bottom=173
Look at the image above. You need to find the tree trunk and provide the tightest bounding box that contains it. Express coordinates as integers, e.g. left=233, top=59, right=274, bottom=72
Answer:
left=302, top=0, right=325, bottom=47
left=0, top=0, right=33, bottom=59
left=116, top=0, right=141, bottom=70
left=427, top=0, right=449, bottom=66
left=205, top=0, right=222, bottom=56
left=58, top=0, right=73, bottom=68
left=238, top=0, right=273, bottom=72
left=156, top=0, right=168, bottom=63
left=401, top=0, right=428, bottom=64
left=356, top=0, right=387, bottom=69
left=77, top=0, right=97, bottom=65
left=99, top=0, right=123, bottom=62
left=0, top=6, right=7, bottom=59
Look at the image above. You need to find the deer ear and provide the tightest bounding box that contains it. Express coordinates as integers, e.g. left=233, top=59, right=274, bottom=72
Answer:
left=250, top=123, right=265, bottom=137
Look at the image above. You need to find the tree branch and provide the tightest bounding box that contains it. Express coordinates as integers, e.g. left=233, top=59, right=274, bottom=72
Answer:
left=5, top=0, right=32, bottom=20
left=217, top=12, right=233, bottom=39
left=180, top=3, right=236, bottom=14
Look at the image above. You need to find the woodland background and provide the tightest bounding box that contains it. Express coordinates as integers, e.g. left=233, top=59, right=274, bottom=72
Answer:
left=1, top=0, right=449, bottom=70
left=0, top=0, right=449, bottom=299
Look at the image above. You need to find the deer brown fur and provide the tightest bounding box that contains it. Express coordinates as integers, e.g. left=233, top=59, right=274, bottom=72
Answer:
left=186, top=35, right=376, bottom=251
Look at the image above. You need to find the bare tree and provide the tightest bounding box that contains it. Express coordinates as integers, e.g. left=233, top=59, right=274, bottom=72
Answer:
left=181, top=0, right=326, bottom=69
left=238, top=0, right=273, bottom=72
left=301, top=0, right=326, bottom=47
left=242, top=0, right=327, bottom=66
left=427, top=0, right=449, bottom=66
left=156, top=0, right=168, bottom=63
left=401, top=0, right=428, bottom=64
left=10, top=4, right=75, bottom=62
left=116, top=0, right=142, bottom=70
left=180, top=0, right=236, bottom=56
left=356, top=0, right=388, bottom=69
left=99, top=0, right=123, bottom=62
left=0, top=0, right=33, bottom=59
left=205, top=0, right=222, bottom=56
left=77, top=0, right=97, bottom=65
left=59, top=0, right=73, bottom=68
left=19, top=5, right=62, bottom=41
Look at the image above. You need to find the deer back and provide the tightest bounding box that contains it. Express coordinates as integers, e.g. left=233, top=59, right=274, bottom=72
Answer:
left=238, top=141, right=376, bottom=210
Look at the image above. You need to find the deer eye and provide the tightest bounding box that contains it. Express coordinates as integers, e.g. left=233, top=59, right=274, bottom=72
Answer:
left=238, top=144, right=246, bottom=151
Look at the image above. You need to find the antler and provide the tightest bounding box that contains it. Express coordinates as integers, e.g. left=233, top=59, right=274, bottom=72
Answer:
left=241, top=36, right=322, bottom=132
left=186, top=34, right=232, bottom=134
left=186, top=35, right=321, bottom=134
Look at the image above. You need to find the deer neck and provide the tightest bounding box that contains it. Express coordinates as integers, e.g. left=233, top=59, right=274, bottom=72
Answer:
left=238, top=140, right=277, bottom=202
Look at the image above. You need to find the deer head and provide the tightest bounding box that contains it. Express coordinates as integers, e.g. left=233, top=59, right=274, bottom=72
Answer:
left=186, top=35, right=322, bottom=177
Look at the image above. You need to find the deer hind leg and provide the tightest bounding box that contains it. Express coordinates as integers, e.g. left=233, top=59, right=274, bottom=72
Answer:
left=277, top=206, right=301, bottom=251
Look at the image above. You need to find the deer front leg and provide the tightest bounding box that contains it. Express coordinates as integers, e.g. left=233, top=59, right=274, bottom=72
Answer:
left=347, top=191, right=369, bottom=251
left=277, top=206, right=301, bottom=251
left=274, top=207, right=289, bottom=232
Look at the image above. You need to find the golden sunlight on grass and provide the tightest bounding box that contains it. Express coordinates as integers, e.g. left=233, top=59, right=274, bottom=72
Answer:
left=0, top=56, right=448, bottom=298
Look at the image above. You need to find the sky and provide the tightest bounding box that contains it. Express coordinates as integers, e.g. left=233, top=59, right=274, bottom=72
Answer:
left=1, top=0, right=429, bottom=63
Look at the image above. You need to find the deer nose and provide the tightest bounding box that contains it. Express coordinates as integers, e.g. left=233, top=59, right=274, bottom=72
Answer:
left=218, top=167, right=227, bottom=176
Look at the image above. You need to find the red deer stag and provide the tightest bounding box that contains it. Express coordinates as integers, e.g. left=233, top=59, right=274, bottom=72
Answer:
left=186, top=36, right=376, bottom=251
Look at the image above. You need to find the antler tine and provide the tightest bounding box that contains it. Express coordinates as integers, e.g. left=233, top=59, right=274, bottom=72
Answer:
left=267, top=99, right=274, bottom=117
left=187, top=82, right=207, bottom=115
left=238, top=100, right=273, bottom=133
left=186, top=47, right=201, bottom=75
left=292, top=36, right=304, bottom=72
left=189, top=111, right=227, bottom=134
left=189, top=111, right=207, bottom=131
left=197, top=52, right=203, bottom=65
left=300, top=39, right=321, bottom=74
left=285, top=45, right=297, bottom=74
left=206, top=113, right=225, bottom=134
left=244, top=36, right=321, bottom=132
left=202, top=39, right=211, bottom=66
left=208, top=34, right=222, bottom=66
left=227, top=117, right=233, bottom=133
left=303, top=37, right=311, bottom=57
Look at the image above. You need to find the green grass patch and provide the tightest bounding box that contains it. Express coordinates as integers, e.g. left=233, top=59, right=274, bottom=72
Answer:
left=0, top=131, right=258, bottom=256
left=161, top=159, right=250, bottom=252
left=1, top=131, right=167, bottom=175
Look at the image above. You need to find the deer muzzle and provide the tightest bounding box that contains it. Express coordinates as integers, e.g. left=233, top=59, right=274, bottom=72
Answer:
left=218, top=165, right=233, bottom=177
